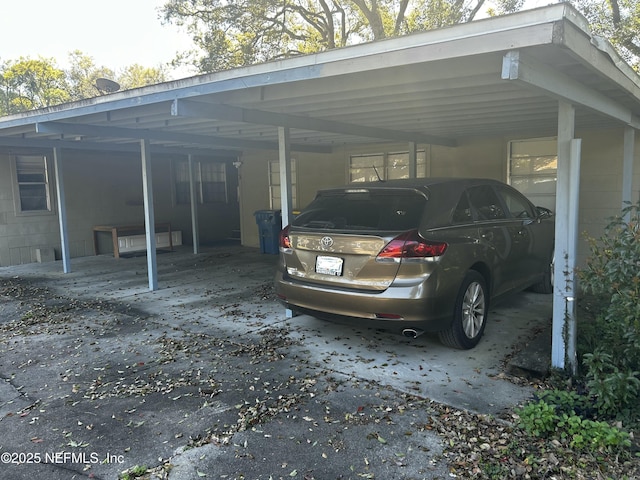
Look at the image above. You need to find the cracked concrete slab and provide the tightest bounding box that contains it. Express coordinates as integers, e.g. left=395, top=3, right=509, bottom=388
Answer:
left=0, top=245, right=552, bottom=480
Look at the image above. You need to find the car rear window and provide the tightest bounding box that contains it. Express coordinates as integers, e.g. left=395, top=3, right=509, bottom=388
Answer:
left=292, top=189, right=426, bottom=231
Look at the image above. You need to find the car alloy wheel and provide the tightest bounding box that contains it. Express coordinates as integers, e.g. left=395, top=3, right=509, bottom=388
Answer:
left=439, top=271, right=488, bottom=349
left=461, top=281, right=486, bottom=339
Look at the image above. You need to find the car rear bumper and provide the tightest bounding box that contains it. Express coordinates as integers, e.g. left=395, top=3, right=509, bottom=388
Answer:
left=274, top=270, right=454, bottom=332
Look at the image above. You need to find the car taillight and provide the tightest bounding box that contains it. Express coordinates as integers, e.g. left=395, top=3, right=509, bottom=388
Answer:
left=377, top=230, right=447, bottom=259
left=279, top=225, right=292, bottom=249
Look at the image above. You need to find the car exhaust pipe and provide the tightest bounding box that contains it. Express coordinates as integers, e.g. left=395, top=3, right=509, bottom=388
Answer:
left=402, top=328, right=424, bottom=339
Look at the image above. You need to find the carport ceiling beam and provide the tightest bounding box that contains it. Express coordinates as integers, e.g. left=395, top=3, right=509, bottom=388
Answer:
left=171, top=99, right=457, bottom=148
left=0, top=136, right=236, bottom=156
left=34, top=122, right=332, bottom=154
left=502, top=50, right=640, bottom=129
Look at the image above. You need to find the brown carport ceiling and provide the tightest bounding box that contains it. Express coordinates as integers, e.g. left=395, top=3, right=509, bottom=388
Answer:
left=0, top=4, right=639, bottom=155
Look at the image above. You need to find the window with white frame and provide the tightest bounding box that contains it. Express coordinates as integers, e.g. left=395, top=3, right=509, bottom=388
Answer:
left=14, top=155, right=52, bottom=213
left=350, top=154, right=384, bottom=182
left=269, top=159, right=297, bottom=210
left=349, top=151, right=427, bottom=182
left=508, top=139, right=557, bottom=211
left=174, top=159, right=227, bottom=205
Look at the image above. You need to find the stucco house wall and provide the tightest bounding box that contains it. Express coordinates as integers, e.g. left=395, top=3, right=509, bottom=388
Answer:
left=429, top=137, right=507, bottom=180
left=238, top=150, right=345, bottom=247
left=573, top=128, right=640, bottom=266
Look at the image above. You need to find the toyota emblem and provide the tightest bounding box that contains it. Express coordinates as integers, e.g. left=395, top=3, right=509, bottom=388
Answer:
left=320, top=236, right=334, bottom=248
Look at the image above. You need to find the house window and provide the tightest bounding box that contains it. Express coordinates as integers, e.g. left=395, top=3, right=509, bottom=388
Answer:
left=175, top=160, right=227, bottom=205
left=349, top=151, right=427, bottom=182
left=200, top=162, right=227, bottom=203
left=14, top=156, right=51, bottom=212
left=350, top=154, right=384, bottom=182
left=269, top=160, right=297, bottom=210
left=508, top=138, right=557, bottom=211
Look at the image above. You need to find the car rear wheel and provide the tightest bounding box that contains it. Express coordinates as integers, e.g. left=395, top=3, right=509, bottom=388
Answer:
left=439, top=271, right=488, bottom=349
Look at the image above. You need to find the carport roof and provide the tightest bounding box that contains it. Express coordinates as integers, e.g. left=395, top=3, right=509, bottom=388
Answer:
left=0, top=3, right=639, bottom=156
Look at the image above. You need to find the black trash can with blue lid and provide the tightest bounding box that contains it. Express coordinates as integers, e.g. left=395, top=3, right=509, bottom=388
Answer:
left=254, top=210, right=282, bottom=254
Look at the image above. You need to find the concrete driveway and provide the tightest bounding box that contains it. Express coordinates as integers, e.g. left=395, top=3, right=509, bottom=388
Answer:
left=0, top=245, right=552, bottom=479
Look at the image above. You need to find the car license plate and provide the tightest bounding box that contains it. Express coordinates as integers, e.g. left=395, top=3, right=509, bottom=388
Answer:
left=316, top=255, right=343, bottom=276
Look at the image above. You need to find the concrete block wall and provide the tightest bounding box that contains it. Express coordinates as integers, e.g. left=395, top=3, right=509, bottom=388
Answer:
left=0, top=154, right=62, bottom=266
left=0, top=151, right=240, bottom=267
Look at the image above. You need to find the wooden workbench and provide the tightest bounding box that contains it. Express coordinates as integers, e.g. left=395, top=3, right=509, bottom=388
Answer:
left=92, top=223, right=172, bottom=258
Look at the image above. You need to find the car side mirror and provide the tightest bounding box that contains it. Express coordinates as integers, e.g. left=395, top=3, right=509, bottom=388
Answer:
left=536, top=206, right=553, bottom=218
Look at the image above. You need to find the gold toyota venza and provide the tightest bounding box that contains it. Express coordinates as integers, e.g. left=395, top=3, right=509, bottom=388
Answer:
left=275, top=178, right=554, bottom=349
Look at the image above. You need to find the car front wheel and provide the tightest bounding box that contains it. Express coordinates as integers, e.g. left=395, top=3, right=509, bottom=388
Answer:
left=439, top=271, right=488, bottom=349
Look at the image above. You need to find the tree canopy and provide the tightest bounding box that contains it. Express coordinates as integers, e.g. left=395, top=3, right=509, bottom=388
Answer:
left=0, top=57, right=69, bottom=113
left=573, top=0, right=639, bottom=67
left=160, top=0, right=518, bottom=72
left=0, top=0, right=637, bottom=116
left=161, top=0, right=638, bottom=74
left=0, top=52, right=168, bottom=116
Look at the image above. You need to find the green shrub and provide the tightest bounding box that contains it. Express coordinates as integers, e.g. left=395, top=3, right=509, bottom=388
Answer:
left=536, top=389, right=591, bottom=417
left=578, top=201, right=640, bottom=420
left=582, top=350, right=640, bottom=417
left=516, top=399, right=558, bottom=437
left=516, top=389, right=631, bottom=453
left=557, top=413, right=631, bottom=451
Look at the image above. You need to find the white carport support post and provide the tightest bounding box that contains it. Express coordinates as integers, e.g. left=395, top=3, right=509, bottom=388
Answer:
left=622, top=127, right=635, bottom=218
left=52, top=148, right=71, bottom=273
left=551, top=101, right=581, bottom=374
left=278, top=126, right=295, bottom=318
left=278, top=126, right=293, bottom=228
left=188, top=154, right=200, bottom=254
left=140, top=139, right=158, bottom=291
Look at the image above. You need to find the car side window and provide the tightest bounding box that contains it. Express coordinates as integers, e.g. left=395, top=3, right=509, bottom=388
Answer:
left=497, top=186, right=535, bottom=219
left=467, top=186, right=506, bottom=220
left=452, top=193, right=473, bottom=223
